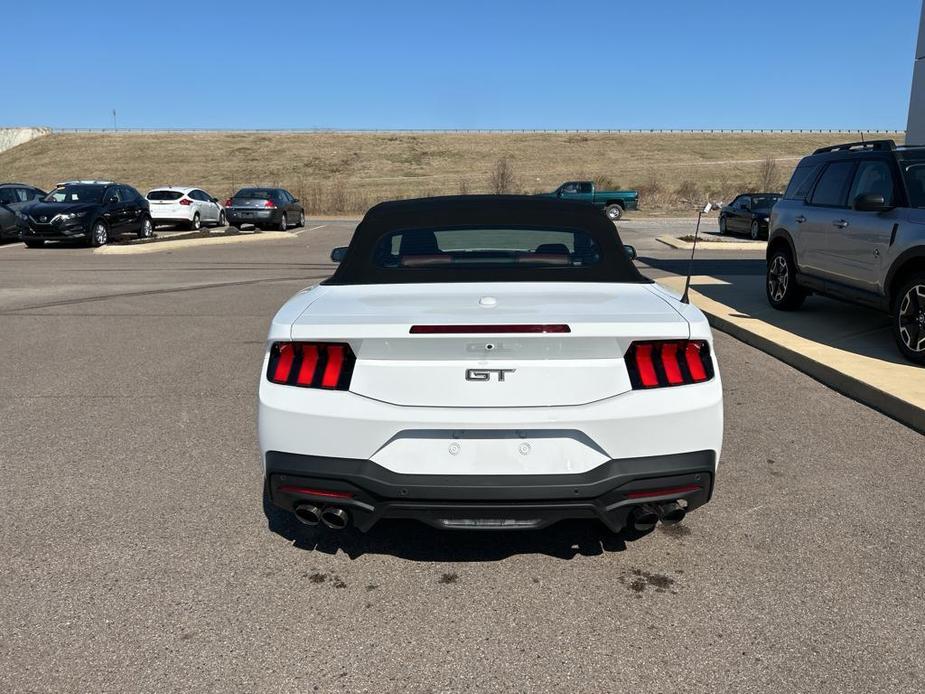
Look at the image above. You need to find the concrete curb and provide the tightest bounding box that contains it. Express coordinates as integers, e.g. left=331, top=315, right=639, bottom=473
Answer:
left=657, top=279, right=925, bottom=434
left=655, top=235, right=765, bottom=251
left=94, top=231, right=292, bottom=255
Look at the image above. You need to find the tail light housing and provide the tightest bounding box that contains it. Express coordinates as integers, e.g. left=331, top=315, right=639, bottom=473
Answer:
left=179, top=197, right=192, bottom=206
left=263, top=199, right=276, bottom=208
left=267, top=342, right=355, bottom=390
left=224, top=198, right=233, bottom=207
left=625, top=340, right=714, bottom=389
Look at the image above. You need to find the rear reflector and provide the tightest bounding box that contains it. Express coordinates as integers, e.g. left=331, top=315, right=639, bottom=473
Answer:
left=410, top=324, right=571, bottom=334
left=278, top=485, right=353, bottom=499
left=625, top=340, right=714, bottom=389
left=625, top=484, right=701, bottom=499
left=267, top=342, right=355, bottom=390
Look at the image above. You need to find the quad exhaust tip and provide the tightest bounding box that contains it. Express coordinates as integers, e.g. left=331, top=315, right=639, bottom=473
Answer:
left=321, top=506, right=350, bottom=530
left=293, top=503, right=322, bottom=526
left=631, top=505, right=659, bottom=532
left=657, top=501, right=686, bottom=526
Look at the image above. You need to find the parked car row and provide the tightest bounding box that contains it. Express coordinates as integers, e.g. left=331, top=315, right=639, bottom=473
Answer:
left=0, top=181, right=306, bottom=247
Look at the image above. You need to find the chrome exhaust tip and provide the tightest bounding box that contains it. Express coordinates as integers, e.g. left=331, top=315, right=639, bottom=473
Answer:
left=293, top=503, right=322, bottom=526
left=630, top=505, right=659, bottom=532
left=321, top=507, right=350, bottom=530
left=658, top=501, right=686, bottom=526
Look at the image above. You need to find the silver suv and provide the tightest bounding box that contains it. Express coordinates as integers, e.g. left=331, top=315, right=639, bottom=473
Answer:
left=766, top=139, right=925, bottom=364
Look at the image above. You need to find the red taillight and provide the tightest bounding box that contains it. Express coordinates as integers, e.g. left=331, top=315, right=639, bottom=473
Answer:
left=625, top=340, right=714, bottom=389
left=626, top=484, right=701, bottom=499
left=267, top=342, right=355, bottom=390
left=410, top=324, right=571, bottom=334
left=263, top=199, right=276, bottom=208
left=224, top=198, right=233, bottom=207
left=179, top=197, right=192, bottom=206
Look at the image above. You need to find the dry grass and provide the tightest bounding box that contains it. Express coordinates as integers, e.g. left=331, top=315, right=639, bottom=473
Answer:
left=0, top=131, right=904, bottom=215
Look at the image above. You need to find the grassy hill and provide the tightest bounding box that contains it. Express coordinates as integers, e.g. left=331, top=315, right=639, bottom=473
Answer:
left=0, top=131, right=904, bottom=214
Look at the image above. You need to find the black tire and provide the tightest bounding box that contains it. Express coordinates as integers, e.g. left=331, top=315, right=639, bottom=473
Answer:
left=188, top=213, right=201, bottom=231
left=604, top=204, right=623, bottom=221
left=278, top=214, right=288, bottom=231
left=750, top=220, right=762, bottom=241
left=718, top=216, right=727, bottom=235
left=24, top=239, right=45, bottom=248
left=88, top=220, right=108, bottom=248
left=137, top=216, right=153, bottom=239
left=766, top=247, right=806, bottom=310
left=892, top=272, right=925, bottom=365
left=218, top=210, right=226, bottom=227
left=296, top=210, right=305, bottom=228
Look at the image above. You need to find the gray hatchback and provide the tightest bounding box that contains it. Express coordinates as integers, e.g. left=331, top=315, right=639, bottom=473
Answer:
left=767, top=139, right=925, bottom=364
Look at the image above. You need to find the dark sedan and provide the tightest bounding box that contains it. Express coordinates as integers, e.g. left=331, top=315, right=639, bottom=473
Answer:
left=0, top=183, right=46, bottom=240
left=225, top=187, right=304, bottom=231
left=718, top=193, right=781, bottom=240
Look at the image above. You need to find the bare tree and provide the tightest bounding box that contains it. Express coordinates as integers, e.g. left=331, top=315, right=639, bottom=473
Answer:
left=458, top=178, right=470, bottom=195
left=758, top=156, right=778, bottom=191
left=489, top=157, right=516, bottom=194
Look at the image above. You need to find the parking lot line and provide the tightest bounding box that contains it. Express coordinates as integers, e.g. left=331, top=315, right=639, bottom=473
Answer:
left=294, top=224, right=327, bottom=235
left=0, top=242, right=25, bottom=251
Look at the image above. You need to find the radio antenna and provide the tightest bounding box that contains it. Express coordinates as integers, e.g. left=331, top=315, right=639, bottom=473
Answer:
left=681, top=202, right=714, bottom=304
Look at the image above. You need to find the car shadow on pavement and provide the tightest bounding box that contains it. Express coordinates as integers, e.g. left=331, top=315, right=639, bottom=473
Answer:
left=640, top=255, right=905, bottom=367
left=263, top=492, right=643, bottom=561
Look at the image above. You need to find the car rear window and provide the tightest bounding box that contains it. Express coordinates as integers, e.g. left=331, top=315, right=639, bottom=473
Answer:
left=147, top=190, right=184, bottom=200
left=374, top=227, right=601, bottom=269
left=234, top=188, right=275, bottom=200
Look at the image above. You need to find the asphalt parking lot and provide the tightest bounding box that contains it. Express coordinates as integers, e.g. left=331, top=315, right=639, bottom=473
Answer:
left=2, top=221, right=924, bottom=693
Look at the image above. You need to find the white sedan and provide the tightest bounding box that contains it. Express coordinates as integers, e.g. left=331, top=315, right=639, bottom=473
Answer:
left=258, top=196, right=723, bottom=535
left=145, top=186, right=225, bottom=230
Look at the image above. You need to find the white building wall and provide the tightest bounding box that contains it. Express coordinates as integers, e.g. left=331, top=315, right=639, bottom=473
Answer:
left=907, top=2, right=925, bottom=144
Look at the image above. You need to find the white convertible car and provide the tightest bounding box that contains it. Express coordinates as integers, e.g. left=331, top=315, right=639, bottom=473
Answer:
left=258, top=196, right=723, bottom=535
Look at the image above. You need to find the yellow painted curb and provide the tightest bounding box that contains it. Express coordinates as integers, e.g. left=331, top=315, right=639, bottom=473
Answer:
left=94, top=231, right=292, bottom=255
left=658, top=276, right=925, bottom=433
left=655, top=234, right=764, bottom=251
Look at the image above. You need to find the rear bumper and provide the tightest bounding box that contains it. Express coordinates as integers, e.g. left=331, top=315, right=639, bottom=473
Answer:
left=149, top=209, right=194, bottom=223
left=266, top=449, right=715, bottom=532
left=227, top=209, right=279, bottom=225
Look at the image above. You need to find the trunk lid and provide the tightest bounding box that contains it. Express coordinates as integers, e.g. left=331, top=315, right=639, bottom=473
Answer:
left=289, top=282, right=688, bottom=407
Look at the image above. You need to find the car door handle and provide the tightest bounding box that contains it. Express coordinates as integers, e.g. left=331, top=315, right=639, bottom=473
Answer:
left=832, top=219, right=849, bottom=229
left=795, top=215, right=806, bottom=223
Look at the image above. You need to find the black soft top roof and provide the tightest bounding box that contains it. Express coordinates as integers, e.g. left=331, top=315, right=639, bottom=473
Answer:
left=324, top=195, right=649, bottom=285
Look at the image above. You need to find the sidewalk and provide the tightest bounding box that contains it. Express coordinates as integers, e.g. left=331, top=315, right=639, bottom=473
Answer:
left=657, top=274, right=925, bottom=433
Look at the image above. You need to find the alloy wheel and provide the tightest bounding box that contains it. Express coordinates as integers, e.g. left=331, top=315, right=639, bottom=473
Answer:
left=141, top=219, right=153, bottom=238
left=192, top=213, right=200, bottom=230
left=898, top=284, right=925, bottom=353
left=768, top=255, right=789, bottom=303
left=750, top=221, right=760, bottom=240
left=93, top=223, right=107, bottom=246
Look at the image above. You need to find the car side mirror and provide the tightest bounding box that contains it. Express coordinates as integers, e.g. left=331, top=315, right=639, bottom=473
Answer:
left=292, top=198, right=299, bottom=203
left=623, top=244, right=637, bottom=260
left=108, top=196, right=119, bottom=204
left=330, top=247, right=348, bottom=263
left=853, top=193, right=891, bottom=212
left=210, top=197, right=218, bottom=203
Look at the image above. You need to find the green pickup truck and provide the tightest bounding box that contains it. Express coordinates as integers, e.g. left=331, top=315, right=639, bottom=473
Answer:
left=541, top=181, right=639, bottom=220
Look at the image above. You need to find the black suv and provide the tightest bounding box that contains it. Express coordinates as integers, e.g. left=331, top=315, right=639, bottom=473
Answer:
left=767, top=140, right=925, bottom=364
left=0, top=183, right=46, bottom=240
left=21, top=181, right=153, bottom=248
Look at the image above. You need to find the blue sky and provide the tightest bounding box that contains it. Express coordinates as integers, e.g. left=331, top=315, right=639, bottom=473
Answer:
left=4, top=0, right=921, bottom=129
